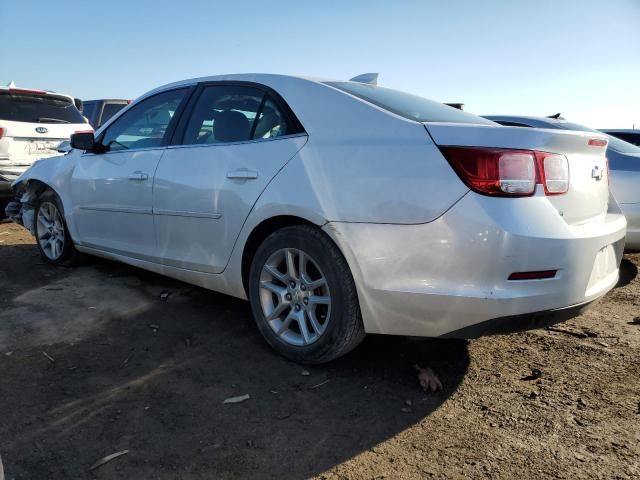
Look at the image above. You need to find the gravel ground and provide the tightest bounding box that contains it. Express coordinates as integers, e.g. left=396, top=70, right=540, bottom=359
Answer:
left=0, top=221, right=638, bottom=479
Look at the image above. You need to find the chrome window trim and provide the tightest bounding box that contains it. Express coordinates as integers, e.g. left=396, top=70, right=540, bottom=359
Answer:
left=166, top=132, right=307, bottom=151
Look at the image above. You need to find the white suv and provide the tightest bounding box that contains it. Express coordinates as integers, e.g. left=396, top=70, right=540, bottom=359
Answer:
left=0, top=82, right=90, bottom=209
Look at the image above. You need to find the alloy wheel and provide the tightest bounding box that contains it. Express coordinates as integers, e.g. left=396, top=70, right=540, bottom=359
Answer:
left=259, top=248, right=332, bottom=346
left=37, top=201, right=65, bottom=261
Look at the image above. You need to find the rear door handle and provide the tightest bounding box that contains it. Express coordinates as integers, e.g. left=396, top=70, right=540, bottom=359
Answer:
left=227, top=169, right=258, bottom=180
left=128, top=171, right=149, bottom=181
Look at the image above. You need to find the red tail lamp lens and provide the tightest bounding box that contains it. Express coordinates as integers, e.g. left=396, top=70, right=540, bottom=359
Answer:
left=440, top=147, right=569, bottom=197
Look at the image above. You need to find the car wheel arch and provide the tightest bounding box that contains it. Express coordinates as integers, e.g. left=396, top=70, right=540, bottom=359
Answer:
left=241, top=215, right=334, bottom=296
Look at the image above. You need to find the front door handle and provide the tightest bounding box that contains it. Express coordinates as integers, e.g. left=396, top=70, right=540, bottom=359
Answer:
left=227, top=169, right=258, bottom=180
left=128, top=171, right=149, bottom=181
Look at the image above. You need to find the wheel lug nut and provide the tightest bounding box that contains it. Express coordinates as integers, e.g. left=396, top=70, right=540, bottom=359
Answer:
left=303, top=298, right=308, bottom=305
left=290, top=281, right=296, bottom=288
left=295, top=304, right=301, bottom=311
left=285, top=293, right=292, bottom=301
left=300, top=284, right=306, bottom=290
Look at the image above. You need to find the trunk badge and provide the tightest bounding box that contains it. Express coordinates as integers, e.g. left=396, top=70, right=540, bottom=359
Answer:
left=35, top=127, right=48, bottom=134
left=591, top=165, right=603, bottom=181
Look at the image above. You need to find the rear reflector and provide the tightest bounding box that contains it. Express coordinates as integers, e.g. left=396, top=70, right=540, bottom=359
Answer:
left=0, top=127, right=4, bottom=140
left=508, top=270, right=557, bottom=280
left=440, top=147, right=569, bottom=197
left=588, top=138, right=607, bottom=147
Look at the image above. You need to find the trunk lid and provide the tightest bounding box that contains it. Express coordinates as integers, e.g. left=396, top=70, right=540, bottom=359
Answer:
left=425, top=123, right=610, bottom=225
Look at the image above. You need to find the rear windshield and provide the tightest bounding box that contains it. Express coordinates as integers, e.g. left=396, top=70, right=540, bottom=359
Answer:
left=325, top=81, right=494, bottom=125
left=0, top=91, right=86, bottom=124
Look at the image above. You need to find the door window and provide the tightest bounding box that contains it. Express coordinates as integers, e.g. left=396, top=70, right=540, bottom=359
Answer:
left=100, top=89, right=187, bottom=152
left=181, top=85, right=294, bottom=145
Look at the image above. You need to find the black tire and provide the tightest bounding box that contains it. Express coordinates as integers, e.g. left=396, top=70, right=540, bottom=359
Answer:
left=33, top=190, right=77, bottom=266
left=249, top=224, right=365, bottom=364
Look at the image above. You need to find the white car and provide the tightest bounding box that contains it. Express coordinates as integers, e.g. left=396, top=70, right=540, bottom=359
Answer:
left=0, top=82, right=90, bottom=208
left=7, top=74, right=626, bottom=364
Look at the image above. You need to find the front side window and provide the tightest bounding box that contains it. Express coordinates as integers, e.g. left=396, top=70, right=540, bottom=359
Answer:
left=324, top=81, right=495, bottom=125
left=100, top=89, right=187, bottom=152
left=182, top=85, right=293, bottom=146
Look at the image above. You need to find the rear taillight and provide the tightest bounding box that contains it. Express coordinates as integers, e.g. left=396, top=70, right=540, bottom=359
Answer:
left=0, top=127, right=4, bottom=140
left=440, top=147, right=569, bottom=197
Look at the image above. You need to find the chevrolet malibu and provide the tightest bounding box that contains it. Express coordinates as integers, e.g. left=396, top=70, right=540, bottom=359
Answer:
left=6, top=74, right=626, bottom=364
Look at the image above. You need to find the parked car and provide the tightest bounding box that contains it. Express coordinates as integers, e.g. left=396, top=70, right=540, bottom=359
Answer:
left=82, top=99, right=130, bottom=129
left=484, top=115, right=639, bottom=251
left=0, top=82, right=90, bottom=214
left=6, top=74, right=626, bottom=363
left=600, top=129, right=640, bottom=147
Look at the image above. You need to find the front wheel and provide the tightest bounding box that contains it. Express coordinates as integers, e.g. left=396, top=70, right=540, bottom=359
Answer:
left=249, top=225, right=365, bottom=364
left=34, top=191, right=77, bottom=265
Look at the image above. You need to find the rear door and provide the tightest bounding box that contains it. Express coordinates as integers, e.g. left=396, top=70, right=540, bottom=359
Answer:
left=71, top=87, right=190, bottom=258
left=153, top=82, right=307, bottom=273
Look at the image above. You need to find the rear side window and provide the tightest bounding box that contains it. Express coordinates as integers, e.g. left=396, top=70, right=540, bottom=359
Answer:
left=325, top=81, right=494, bottom=125
left=181, top=85, right=296, bottom=146
left=100, top=103, right=127, bottom=127
left=0, top=91, right=86, bottom=124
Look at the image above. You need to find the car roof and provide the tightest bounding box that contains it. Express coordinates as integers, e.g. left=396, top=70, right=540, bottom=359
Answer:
left=141, top=73, right=349, bottom=101
left=0, top=81, right=75, bottom=103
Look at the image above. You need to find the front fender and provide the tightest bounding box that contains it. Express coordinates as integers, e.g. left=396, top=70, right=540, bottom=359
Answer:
left=10, top=151, right=80, bottom=237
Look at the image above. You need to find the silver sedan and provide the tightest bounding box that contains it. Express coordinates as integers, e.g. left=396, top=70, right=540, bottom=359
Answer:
left=6, top=74, right=626, bottom=363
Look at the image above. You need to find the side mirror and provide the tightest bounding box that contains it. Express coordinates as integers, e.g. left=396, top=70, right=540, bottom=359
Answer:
left=70, top=131, right=96, bottom=152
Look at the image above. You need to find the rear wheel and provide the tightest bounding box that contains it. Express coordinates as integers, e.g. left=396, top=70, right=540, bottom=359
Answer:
left=34, top=191, right=76, bottom=265
left=249, top=225, right=365, bottom=364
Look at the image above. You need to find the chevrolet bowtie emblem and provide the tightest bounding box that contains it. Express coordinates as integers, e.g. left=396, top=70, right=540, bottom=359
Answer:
left=591, top=165, right=603, bottom=181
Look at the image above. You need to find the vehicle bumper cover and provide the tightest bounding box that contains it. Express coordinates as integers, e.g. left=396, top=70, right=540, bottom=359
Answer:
left=324, top=192, right=627, bottom=337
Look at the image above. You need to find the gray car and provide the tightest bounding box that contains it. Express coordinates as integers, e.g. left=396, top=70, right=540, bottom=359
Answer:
left=600, top=129, right=640, bottom=147
left=484, top=115, right=640, bottom=251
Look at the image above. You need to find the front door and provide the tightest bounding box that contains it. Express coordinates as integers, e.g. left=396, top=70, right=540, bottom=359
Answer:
left=71, top=88, right=190, bottom=259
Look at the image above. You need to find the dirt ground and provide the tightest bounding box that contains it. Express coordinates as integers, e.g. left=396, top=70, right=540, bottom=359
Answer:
left=0, top=221, right=638, bottom=480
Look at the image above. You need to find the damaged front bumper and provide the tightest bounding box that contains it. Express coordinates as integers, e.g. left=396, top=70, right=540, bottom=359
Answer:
left=3, top=182, right=40, bottom=235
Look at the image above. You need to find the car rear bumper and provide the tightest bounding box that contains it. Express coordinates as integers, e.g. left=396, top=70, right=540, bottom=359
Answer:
left=440, top=298, right=598, bottom=338
left=324, top=192, right=627, bottom=338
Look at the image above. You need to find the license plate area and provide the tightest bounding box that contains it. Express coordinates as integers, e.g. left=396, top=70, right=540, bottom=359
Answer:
left=585, top=244, right=618, bottom=297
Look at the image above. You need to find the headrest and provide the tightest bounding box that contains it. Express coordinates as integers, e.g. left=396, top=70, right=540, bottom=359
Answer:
left=213, top=110, right=250, bottom=142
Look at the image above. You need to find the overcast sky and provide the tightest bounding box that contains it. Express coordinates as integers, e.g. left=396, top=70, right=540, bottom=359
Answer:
left=3, top=0, right=639, bottom=128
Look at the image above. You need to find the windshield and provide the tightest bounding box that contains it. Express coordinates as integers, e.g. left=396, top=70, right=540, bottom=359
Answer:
left=0, top=91, right=86, bottom=124
left=325, top=81, right=495, bottom=125
left=557, top=121, right=640, bottom=154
